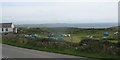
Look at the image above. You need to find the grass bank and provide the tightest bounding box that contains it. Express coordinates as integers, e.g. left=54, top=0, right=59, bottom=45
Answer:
left=3, top=41, right=119, bottom=59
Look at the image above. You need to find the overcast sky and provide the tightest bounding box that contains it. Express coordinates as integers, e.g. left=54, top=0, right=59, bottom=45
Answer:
left=0, top=0, right=119, bottom=24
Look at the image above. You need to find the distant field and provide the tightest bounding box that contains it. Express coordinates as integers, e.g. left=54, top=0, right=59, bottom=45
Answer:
left=60, top=29, right=117, bottom=43
left=18, top=27, right=118, bottom=43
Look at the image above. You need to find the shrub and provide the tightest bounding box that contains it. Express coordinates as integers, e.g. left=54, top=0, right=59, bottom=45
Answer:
left=79, top=39, right=119, bottom=56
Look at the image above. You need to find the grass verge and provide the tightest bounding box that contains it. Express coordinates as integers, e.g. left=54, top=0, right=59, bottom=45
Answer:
left=2, top=41, right=119, bottom=60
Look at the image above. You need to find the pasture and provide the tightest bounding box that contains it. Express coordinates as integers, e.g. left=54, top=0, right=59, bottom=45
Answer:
left=17, top=27, right=118, bottom=43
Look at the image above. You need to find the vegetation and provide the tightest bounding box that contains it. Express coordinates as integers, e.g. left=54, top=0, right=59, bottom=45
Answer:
left=2, top=27, right=120, bottom=59
left=17, top=28, right=118, bottom=43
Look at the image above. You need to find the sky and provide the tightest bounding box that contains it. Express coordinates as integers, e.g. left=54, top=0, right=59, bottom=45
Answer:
left=0, top=0, right=119, bottom=24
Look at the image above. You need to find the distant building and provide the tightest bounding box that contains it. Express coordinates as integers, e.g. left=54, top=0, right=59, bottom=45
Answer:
left=0, top=23, right=17, bottom=33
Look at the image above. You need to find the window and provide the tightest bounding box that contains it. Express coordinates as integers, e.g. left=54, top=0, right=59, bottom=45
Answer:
left=6, top=28, right=8, bottom=31
left=2, top=28, right=3, bottom=31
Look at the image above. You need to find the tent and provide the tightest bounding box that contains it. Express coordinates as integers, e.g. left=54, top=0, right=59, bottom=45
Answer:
left=48, top=33, right=56, bottom=38
left=58, top=37, right=64, bottom=41
left=103, top=32, right=109, bottom=36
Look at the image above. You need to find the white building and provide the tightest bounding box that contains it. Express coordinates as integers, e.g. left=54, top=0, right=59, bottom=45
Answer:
left=0, top=23, right=17, bottom=33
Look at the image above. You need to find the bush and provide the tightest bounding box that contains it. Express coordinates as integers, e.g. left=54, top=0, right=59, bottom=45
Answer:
left=79, top=39, right=102, bottom=52
left=79, top=39, right=119, bottom=56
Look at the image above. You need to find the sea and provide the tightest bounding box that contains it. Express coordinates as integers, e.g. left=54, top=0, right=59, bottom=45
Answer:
left=16, top=23, right=118, bottom=28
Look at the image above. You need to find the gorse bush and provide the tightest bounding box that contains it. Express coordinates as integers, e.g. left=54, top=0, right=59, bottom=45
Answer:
left=79, top=39, right=119, bottom=55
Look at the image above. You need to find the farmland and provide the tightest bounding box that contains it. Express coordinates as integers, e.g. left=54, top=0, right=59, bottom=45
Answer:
left=2, top=27, right=120, bottom=59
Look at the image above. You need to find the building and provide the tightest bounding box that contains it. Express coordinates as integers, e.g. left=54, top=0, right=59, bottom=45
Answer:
left=0, top=23, right=17, bottom=33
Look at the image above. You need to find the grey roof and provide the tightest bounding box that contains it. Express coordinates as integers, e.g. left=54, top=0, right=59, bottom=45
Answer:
left=0, top=23, right=13, bottom=28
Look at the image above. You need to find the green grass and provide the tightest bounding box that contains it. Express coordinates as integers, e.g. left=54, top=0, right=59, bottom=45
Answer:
left=108, top=40, right=118, bottom=43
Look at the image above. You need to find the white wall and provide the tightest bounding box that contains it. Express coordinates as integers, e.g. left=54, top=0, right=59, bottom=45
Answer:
left=0, top=28, right=14, bottom=33
left=0, top=28, right=2, bottom=33
left=11, top=24, right=15, bottom=28
left=8, top=28, right=14, bottom=32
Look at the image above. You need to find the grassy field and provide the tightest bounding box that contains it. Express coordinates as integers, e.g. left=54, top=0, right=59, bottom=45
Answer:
left=16, top=28, right=119, bottom=45
left=19, top=28, right=118, bottom=43
left=17, top=27, right=119, bottom=45
left=68, top=30, right=118, bottom=43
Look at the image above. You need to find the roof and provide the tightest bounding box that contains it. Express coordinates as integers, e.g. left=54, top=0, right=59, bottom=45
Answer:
left=0, top=23, right=13, bottom=28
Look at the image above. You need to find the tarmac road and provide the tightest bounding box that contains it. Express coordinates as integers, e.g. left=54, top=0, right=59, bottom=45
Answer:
left=2, top=44, right=99, bottom=60
left=2, top=44, right=81, bottom=58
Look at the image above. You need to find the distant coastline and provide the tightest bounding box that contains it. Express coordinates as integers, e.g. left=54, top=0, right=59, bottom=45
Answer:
left=15, top=23, right=118, bottom=28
